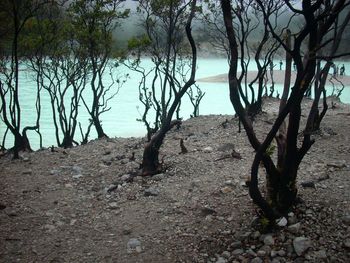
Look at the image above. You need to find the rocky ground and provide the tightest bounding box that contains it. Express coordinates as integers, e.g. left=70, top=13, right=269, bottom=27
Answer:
left=0, top=97, right=350, bottom=263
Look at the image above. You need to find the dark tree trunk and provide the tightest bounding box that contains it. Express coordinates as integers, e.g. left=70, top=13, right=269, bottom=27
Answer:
left=93, top=117, right=107, bottom=139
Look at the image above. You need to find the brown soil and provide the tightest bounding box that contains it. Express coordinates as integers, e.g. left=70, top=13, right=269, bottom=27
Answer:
left=1, top=97, right=350, bottom=263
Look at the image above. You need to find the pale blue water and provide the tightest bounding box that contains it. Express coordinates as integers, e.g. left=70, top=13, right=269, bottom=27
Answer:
left=1, top=58, right=349, bottom=149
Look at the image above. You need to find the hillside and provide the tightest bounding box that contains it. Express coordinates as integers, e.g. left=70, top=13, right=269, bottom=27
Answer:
left=0, top=97, right=350, bottom=263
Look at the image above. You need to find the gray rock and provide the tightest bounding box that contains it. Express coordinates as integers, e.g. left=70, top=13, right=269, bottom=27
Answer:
left=215, top=256, right=226, bottom=263
left=221, top=251, right=231, bottom=259
left=277, top=249, right=286, bottom=257
left=264, top=235, right=275, bottom=246
left=50, top=169, right=59, bottom=175
left=288, top=212, right=297, bottom=225
left=108, top=202, right=119, bottom=210
left=256, top=250, right=266, bottom=257
left=343, top=239, right=350, bottom=249
left=144, top=187, right=160, bottom=197
left=152, top=173, right=165, bottom=181
left=120, top=174, right=131, bottom=182
left=250, top=231, right=260, bottom=240
left=293, top=237, right=312, bottom=256
left=250, top=257, right=263, bottom=263
left=72, top=174, right=83, bottom=179
left=127, top=238, right=142, bottom=253
left=314, top=250, right=327, bottom=259
left=246, top=249, right=257, bottom=257
left=276, top=217, right=288, bottom=227
left=327, top=160, right=346, bottom=168
left=72, top=165, right=82, bottom=174
left=232, top=249, right=244, bottom=255
left=217, top=143, right=235, bottom=152
left=288, top=223, right=301, bottom=234
left=341, top=215, right=350, bottom=225
left=203, top=146, right=214, bottom=153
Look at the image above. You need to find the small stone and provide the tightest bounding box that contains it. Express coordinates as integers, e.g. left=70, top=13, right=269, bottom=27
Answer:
left=221, top=186, right=233, bottom=194
left=270, top=250, right=278, bottom=258
left=44, top=224, right=56, bottom=231
left=127, top=238, right=142, bottom=253
left=224, top=180, right=234, bottom=186
left=23, top=157, right=30, bottom=162
left=152, top=173, right=164, bottom=181
left=23, top=170, right=32, bottom=175
left=72, top=165, right=82, bottom=174
left=230, top=241, right=242, bottom=249
left=50, top=170, right=59, bottom=175
left=250, top=257, right=263, bottom=263
left=251, top=231, right=261, bottom=239
left=327, top=160, right=346, bottom=168
left=246, top=249, right=257, bottom=257
left=144, top=187, right=159, bottom=197
left=256, top=250, right=266, bottom=257
left=341, top=215, right=350, bottom=225
left=221, top=251, right=231, bottom=259
left=343, top=239, right=350, bottom=249
left=314, top=250, right=327, bottom=259
left=293, top=237, right=312, bottom=256
left=276, top=217, right=288, bottom=227
left=264, top=235, right=275, bottom=246
left=72, top=174, right=83, bottom=179
left=232, top=249, right=244, bottom=255
left=288, top=223, right=301, bottom=234
left=120, top=174, right=131, bottom=182
left=108, top=202, right=119, bottom=210
left=215, top=256, right=226, bottom=263
left=203, top=146, right=213, bottom=153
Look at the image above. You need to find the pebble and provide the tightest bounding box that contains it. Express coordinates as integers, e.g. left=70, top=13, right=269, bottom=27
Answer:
left=250, top=257, right=263, bottom=263
left=221, top=186, right=233, bottom=194
left=108, top=202, right=119, bottom=210
left=203, top=146, right=214, bottom=153
left=263, top=235, right=275, bottom=246
left=50, top=169, right=59, bottom=175
left=288, top=223, right=301, bottom=234
left=144, top=187, right=160, bottom=197
left=221, top=251, right=231, bottom=259
left=23, top=170, right=32, bottom=175
left=127, top=238, right=142, bottom=253
left=293, top=237, right=312, bottom=256
left=152, top=173, right=165, bottom=181
left=343, top=239, right=350, bottom=248
left=314, top=249, right=327, bottom=259
left=341, top=215, right=350, bottom=225
left=232, top=249, right=244, bottom=255
left=120, top=174, right=131, bottom=181
left=276, top=217, right=288, bottom=227
left=215, top=256, right=226, bottom=263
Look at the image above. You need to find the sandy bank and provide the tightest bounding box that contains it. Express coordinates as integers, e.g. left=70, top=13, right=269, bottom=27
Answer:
left=197, top=70, right=350, bottom=86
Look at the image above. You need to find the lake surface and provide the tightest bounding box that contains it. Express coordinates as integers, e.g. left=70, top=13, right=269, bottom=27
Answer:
left=1, top=58, right=349, bottom=149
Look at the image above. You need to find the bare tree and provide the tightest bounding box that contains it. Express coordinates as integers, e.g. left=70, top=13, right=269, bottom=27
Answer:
left=221, top=0, right=350, bottom=220
left=202, top=0, right=283, bottom=116
left=0, top=0, right=53, bottom=158
left=126, top=0, right=198, bottom=175
left=68, top=0, right=129, bottom=140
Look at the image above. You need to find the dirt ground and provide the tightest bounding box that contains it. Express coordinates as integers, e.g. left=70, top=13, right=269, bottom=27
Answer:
left=1, top=97, right=350, bottom=263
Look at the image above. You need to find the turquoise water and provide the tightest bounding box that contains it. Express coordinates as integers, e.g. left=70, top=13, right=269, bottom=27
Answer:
left=1, top=58, right=349, bottom=149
